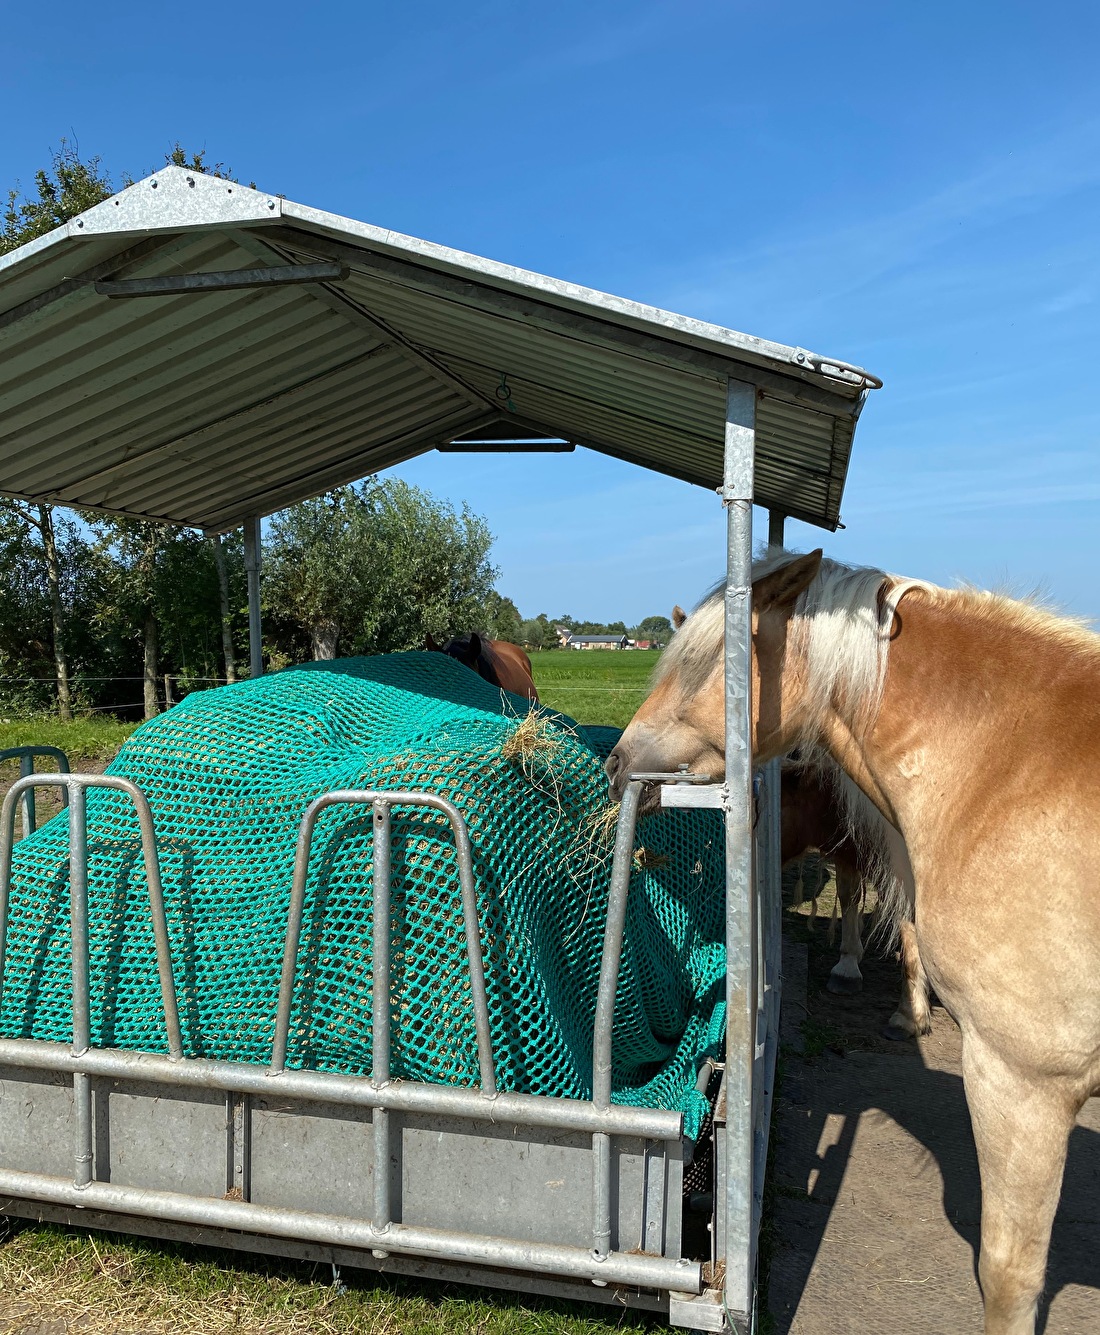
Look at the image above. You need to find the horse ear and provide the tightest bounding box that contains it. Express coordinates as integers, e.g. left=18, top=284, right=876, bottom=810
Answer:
left=753, top=550, right=822, bottom=611
left=424, top=633, right=440, bottom=651
left=468, top=632, right=483, bottom=657
left=672, top=605, right=687, bottom=630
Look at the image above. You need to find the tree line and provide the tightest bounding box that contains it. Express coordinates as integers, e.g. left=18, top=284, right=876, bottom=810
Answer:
left=0, top=483, right=669, bottom=721
left=1, top=143, right=672, bottom=722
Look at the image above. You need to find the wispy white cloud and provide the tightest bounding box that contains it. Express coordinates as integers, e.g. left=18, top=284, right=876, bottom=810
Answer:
left=659, top=113, right=1100, bottom=334
left=515, top=0, right=687, bottom=75
left=1041, top=284, right=1095, bottom=316
left=844, top=446, right=1100, bottom=519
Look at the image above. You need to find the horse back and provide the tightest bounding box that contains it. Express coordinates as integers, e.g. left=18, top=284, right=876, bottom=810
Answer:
left=486, top=640, right=539, bottom=702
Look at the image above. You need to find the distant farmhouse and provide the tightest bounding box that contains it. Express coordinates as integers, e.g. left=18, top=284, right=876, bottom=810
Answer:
left=567, top=634, right=629, bottom=651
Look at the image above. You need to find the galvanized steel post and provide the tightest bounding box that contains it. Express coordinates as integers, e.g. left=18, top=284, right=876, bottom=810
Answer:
left=590, top=779, right=642, bottom=1270
left=723, top=378, right=756, bottom=1329
left=243, top=517, right=262, bottom=679
left=68, top=783, right=94, bottom=1188
left=371, top=799, right=393, bottom=1256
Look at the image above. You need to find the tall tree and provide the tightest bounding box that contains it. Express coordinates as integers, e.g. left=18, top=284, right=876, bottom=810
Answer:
left=262, top=479, right=497, bottom=661
left=1, top=143, right=118, bottom=718
left=0, top=502, right=78, bottom=718
left=3, top=142, right=245, bottom=717
left=85, top=519, right=167, bottom=719
left=1, top=140, right=114, bottom=255
left=211, top=534, right=238, bottom=683
left=480, top=591, right=523, bottom=644
left=634, top=614, right=673, bottom=644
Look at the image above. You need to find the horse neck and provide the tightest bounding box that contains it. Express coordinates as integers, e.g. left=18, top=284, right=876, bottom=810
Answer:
left=811, top=593, right=1011, bottom=838
left=816, top=595, right=1083, bottom=843
left=484, top=640, right=538, bottom=700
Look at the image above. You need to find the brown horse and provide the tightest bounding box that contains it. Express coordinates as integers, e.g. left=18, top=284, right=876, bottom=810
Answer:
left=782, top=759, right=931, bottom=1039
left=424, top=632, right=539, bottom=702
left=608, top=550, right=1100, bottom=1335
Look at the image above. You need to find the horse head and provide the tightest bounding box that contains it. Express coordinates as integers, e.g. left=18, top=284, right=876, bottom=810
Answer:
left=605, top=550, right=822, bottom=800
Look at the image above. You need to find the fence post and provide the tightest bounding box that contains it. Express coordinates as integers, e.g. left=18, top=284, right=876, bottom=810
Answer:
left=243, top=517, right=263, bottom=680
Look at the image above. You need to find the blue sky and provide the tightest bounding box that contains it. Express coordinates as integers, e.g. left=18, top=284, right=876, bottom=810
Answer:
left=5, top=2, right=1099, bottom=624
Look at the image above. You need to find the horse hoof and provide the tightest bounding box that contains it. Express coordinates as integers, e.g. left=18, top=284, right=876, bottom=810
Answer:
left=882, top=1022, right=914, bottom=1042
left=826, top=973, right=862, bottom=996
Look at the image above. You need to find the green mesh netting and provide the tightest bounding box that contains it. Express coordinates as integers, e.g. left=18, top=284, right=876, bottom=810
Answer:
left=1, top=654, right=726, bottom=1136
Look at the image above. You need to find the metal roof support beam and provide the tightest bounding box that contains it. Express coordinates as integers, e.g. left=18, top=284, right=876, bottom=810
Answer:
left=243, top=517, right=262, bottom=679
left=0, top=236, right=202, bottom=337
left=768, top=510, right=786, bottom=549
left=226, top=230, right=498, bottom=418
left=197, top=407, right=499, bottom=533
left=94, top=263, right=349, bottom=299
left=263, top=227, right=865, bottom=419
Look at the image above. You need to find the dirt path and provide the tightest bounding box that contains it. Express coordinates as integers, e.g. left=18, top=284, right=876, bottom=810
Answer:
left=768, top=909, right=1100, bottom=1333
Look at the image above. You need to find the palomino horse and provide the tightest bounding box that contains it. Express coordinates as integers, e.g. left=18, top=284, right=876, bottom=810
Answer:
left=424, top=632, right=539, bottom=702
left=608, top=550, right=1100, bottom=1335
left=781, top=760, right=931, bottom=1040
left=676, top=603, right=929, bottom=1037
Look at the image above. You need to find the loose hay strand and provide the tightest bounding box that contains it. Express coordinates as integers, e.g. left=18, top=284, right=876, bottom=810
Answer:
left=500, top=710, right=562, bottom=769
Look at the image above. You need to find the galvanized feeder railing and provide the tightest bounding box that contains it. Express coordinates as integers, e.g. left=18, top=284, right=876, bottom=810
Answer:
left=0, top=770, right=708, bottom=1300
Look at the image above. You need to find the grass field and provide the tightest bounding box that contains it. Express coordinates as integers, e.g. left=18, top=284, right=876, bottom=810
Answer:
left=0, top=714, right=137, bottom=760
left=0, top=651, right=654, bottom=764
left=530, top=649, right=658, bottom=730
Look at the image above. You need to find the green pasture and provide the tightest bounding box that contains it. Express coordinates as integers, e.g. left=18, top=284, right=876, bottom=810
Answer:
left=0, top=650, right=653, bottom=764
left=531, top=648, right=658, bottom=729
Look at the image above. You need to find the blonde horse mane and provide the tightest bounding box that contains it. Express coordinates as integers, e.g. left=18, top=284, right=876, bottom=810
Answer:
left=658, top=548, right=928, bottom=944
left=656, top=548, right=926, bottom=741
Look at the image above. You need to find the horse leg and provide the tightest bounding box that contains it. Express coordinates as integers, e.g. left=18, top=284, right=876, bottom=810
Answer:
left=792, top=863, right=805, bottom=911
left=962, top=1036, right=1079, bottom=1334
left=826, top=867, right=864, bottom=995
left=883, top=919, right=933, bottom=1040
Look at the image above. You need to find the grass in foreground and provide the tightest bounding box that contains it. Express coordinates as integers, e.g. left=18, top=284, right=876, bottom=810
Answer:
left=0, top=1222, right=652, bottom=1335
left=530, top=650, right=659, bottom=730
left=0, top=715, right=137, bottom=761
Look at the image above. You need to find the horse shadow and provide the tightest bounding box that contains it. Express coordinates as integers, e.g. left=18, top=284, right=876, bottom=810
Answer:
left=769, top=971, right=1100, bottom=1332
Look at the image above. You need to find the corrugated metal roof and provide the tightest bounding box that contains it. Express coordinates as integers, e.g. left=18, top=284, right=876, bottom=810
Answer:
left=0, top=167, right=881, bottom=531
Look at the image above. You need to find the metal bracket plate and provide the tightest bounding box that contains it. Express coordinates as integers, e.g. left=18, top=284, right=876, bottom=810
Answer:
left=668, top=1288, right=728, bottom=1331
left=660, top=783, right=729, bottom=811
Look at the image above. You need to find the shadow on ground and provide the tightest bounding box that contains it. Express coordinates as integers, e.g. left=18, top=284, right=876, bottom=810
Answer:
left=768, top=909, right=1100, bottom=1335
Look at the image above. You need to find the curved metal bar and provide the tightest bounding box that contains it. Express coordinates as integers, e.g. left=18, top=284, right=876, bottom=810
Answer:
left=590, top=779, right=643, bottom=1114
left=270, top=790, right=496, bottom=1095
left=0, top=773, right=182, bottom=1062
left=0, top=745, right=71, bottom=838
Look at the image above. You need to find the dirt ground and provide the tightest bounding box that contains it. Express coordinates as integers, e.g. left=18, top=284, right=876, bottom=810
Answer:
left=0, top=757, right=110, bottom=833
left=768, top=889, right=1100, bottom=1334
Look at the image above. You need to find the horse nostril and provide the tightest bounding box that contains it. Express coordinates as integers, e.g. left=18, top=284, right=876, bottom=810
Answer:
left=605, top=750, right=621, bottom=784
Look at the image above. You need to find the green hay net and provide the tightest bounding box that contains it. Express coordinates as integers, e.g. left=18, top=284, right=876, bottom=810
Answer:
left=1, top=654, right=726, bottom=1137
